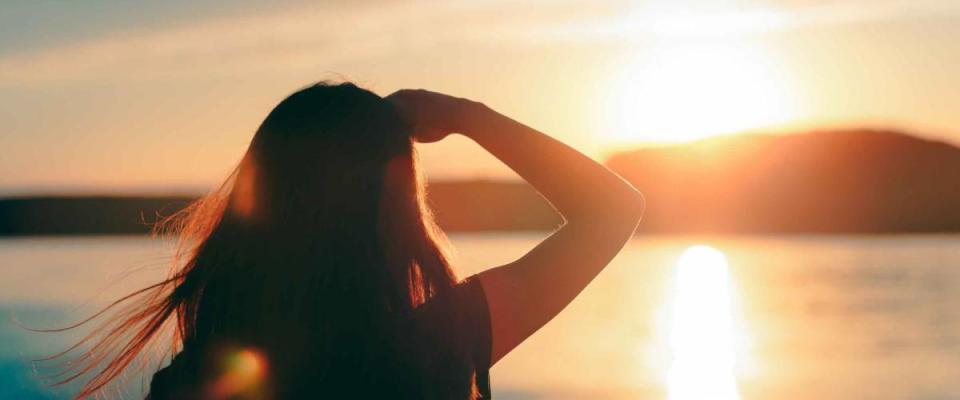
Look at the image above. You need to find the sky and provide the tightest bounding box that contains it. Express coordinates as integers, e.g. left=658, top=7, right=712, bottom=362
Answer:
left=1, top=0, right=959, bottom=194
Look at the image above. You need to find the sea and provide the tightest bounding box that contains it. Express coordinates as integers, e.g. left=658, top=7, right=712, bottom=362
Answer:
left=1, top=234, right=958, bottom=399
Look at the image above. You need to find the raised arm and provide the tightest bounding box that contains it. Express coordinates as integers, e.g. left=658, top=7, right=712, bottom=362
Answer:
left=387, top=89, right=644, bottom=365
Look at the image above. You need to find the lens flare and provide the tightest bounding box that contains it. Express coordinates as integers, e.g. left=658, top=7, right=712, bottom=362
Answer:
left=207, top=348, right=268, bottom=399
left=231, top=164, right=258, bottom=221
left=667, top=245, right=740, bottom=400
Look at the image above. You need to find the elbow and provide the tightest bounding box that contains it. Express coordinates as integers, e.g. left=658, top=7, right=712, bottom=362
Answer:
left=581, top=187, right=645, bottom=231
left=561, top=183, right=645, bottom=230
left=621, top=187, right=645, bottom=223
left=614, top=189, right=645, bottom=232
left=607, top=181, right=645, bottom=222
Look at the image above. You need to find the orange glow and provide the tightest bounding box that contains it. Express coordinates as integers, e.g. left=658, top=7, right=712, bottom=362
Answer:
left=231, top=164, right=258, bottom=221
left=207, top=348, right=268, bottom=399
left=3, top=2, right=960, bottom=189
left=604, top=41, right=801, bottom=144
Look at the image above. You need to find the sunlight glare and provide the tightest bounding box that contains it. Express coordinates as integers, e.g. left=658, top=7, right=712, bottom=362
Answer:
left=606, top=42, right=798, bottom=144
left=667, top=245, right=740, bottom=400
left=625, top=2, right=789, bottom=38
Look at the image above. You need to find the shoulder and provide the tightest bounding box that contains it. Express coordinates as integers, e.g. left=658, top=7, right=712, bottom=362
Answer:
left=410, top=277, right=490, bottom=341
left=148, top=346, right=203, bottom=400
left=405, top=276, right=493, bottom=397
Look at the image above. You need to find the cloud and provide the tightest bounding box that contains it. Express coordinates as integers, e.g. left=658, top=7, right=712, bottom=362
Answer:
left=554, top=0, right=960, bottom=40
left=1, top=0, right=957, bottom=85
left=0, top=0, right=612, bottom=85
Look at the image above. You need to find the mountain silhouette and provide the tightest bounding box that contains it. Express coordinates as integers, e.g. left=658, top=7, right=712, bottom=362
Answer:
left=608, top=129, right=960, bottom=233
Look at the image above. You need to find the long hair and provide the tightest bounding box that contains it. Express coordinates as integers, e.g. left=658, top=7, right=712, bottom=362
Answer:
left=40, top=82, right=459, bottom=398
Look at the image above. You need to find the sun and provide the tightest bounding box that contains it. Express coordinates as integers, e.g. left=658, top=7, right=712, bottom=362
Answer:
left=604, top=41, right=799, bottom=144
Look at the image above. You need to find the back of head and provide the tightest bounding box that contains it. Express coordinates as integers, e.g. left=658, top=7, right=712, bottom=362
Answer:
left=177, top=82, right=460, bottom=397
left=232, top=82, right=407, bottom=232
left=58, top=82, right=460, bottom=399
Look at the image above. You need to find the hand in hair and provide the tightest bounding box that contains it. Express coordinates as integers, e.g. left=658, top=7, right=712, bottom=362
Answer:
left=386, top=89, right=482, bottom=143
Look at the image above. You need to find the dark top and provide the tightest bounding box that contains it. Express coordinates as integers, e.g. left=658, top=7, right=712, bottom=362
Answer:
left=147, top=277, right=492, bottom=399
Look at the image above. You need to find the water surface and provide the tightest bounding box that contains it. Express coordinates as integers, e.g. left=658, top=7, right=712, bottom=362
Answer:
left=2, top=234, right=958, bottom=399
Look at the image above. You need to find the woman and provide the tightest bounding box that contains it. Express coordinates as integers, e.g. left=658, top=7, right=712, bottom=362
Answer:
left=52, top=82, right=643, bottom=399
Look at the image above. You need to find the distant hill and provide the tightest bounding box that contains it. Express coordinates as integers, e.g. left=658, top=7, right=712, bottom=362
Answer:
left=0, top=196, right=194, bottom=236
left=0, top=182, right=558, bottom=236
left=608, top=129, right=960, bottom=233
left=2, top=129, right=959, bottom=236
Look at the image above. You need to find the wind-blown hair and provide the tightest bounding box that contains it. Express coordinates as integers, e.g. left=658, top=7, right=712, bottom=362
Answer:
left=40, top=82, right=459, bottom=398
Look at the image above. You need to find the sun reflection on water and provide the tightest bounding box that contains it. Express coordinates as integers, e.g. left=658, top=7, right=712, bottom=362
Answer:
left=666, top=245, right=741, bottom=400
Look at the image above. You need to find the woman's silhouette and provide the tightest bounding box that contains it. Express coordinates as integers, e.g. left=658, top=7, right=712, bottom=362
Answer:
left=53, top=82, right=643, bottom=399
